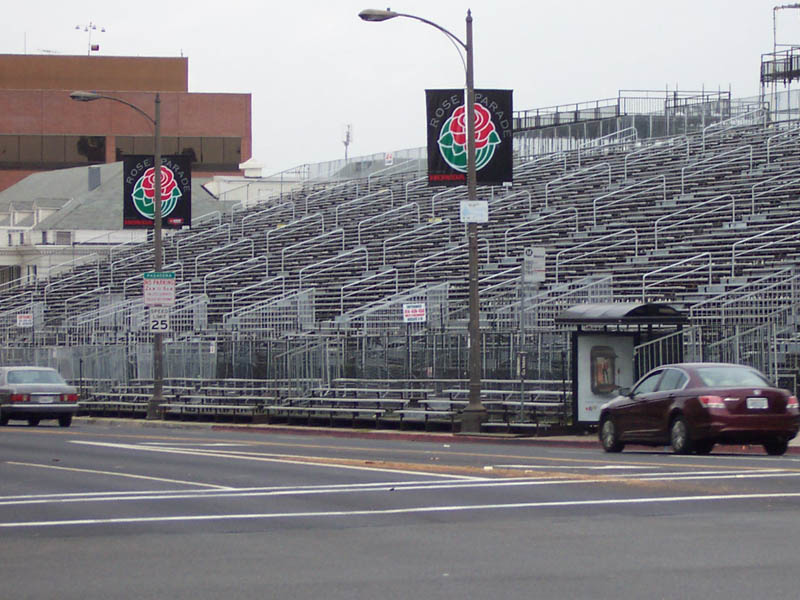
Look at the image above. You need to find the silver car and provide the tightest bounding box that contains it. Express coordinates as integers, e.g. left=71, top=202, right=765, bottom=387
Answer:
left=0, top=367, right=79, bottom=427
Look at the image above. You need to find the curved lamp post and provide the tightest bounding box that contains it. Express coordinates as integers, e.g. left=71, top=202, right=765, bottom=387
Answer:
left=359, top=8, right=485, bottom=431
left=70, top=90, right=164, bottom=420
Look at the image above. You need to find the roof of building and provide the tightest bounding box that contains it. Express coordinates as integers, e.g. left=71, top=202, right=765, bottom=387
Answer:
left=0, top=162, right=230, bottom=231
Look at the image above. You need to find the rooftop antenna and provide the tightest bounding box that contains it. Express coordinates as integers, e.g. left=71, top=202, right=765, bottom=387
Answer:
left=343, top=124, right=353, bottom=162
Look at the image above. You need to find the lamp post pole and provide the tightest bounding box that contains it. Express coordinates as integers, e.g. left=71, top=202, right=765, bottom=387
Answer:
left=359, top=8, right=485, bottom=431
left=69, top=90, right=164, bottom=419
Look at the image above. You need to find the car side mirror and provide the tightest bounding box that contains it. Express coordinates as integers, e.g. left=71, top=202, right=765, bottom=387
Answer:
left=617, top=386, right=632, bottom=397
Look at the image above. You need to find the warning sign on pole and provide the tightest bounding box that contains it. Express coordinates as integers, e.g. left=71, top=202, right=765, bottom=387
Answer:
left=143, top=272, right=176, bottom=307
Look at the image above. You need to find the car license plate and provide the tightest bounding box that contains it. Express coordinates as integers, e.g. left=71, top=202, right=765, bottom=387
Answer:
left=746, top=397, right=768, bottom=410
left=36, top=395, right=57, bottom=404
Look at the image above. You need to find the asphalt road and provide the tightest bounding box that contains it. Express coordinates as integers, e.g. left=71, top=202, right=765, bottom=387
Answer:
left=2, top=421, right=800, bottom=599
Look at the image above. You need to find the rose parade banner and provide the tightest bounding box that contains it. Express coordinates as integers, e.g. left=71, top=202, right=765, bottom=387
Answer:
left=425, top=89, right=513, bottom=186
left=123, top=155, right=192, bottom=229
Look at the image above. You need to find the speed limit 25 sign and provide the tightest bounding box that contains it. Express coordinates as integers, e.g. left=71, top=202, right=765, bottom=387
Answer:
left=148, top=307, right=171, bottom=332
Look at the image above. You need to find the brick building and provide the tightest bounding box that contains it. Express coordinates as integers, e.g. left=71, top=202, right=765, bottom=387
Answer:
left=0, top=54, right=252, bottom=192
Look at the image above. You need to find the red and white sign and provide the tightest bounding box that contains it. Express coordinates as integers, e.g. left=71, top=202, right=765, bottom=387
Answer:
left=16, top=313, right=34, bottom=328
left=143, top=272, right=176, bottom=307
left=402, top=302, right=427, bottom=323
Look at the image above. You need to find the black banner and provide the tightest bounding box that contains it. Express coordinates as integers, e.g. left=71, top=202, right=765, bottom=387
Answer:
left=122, top=155, right=192, bottom=229
left=425, top=89, right=513, bottom=186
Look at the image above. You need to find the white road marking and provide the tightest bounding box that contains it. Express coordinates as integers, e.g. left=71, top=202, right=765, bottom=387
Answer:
left=6, top=461, right=233, bottom=489
left=69, top=440, right=483, bottom=480
left=494, top=464, right=647, bottom=470
left=3, top=492, right=800, bottom=529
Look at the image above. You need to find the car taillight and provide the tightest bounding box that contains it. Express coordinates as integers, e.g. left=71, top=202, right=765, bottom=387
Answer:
left=699, top=395, right=725, bottom=408
left=788, top=396, right=799, bottom=409
left=61, top=393, right=79, bottom=403
left=9, top=393, right=30, bottom=403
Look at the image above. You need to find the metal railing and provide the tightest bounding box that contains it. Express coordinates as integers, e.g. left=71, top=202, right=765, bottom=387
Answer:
left=593, top=175, right=667, bottom=227
left=654, top=193, right=734, bottom=250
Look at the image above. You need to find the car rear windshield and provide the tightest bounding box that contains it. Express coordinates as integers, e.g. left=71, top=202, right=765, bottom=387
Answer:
left=7, top=370, right=65, bottom=384
left=696, top=366, right=770, bottom=388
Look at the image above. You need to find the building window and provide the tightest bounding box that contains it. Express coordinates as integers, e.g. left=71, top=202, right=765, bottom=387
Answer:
left=42, top=231, right=48, bottom=244
left=55, top=231, right=72, bottom=245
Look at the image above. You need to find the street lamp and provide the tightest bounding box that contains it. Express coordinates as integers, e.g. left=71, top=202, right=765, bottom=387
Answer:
left=359, top=8, right=485, bottom=431
left=70, top=90, right=164, bottom=420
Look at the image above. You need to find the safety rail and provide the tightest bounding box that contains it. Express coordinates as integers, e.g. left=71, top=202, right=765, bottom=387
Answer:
left=194, top=238, right=254, bottom=278
left=43, top=268, right=100, bottom=304
left=110, top=248, right=156, bottom=286
left=176, top=223, right=231, bottom=261
left=489, top=190, right=532, bottom=216
left=503, top=208, right=579, bottom=257
left=720, top=274, right=800, bottom=327
left=358, top=202, right=421, bottom=245
left=367, top=159, right=419, bottom=192
left=38, top=253, right=102, bottom=284
left=575, top=127, right=638, bottom=167
left=240, top=201, right=295, bottom=237
left=681, top=145, right=753, bottom=194
left=450, top=264, right=523, bottom=322
left=516, top=153, right=567, bottom=176
left=766, top=125, right=800, bottom=163
left=230, top=275, right=286, bottom=315
left=593, top=175, right=667, bottom=227
left=623, top=136, right=688, bottom=179
left=305, top=181, right=358, bottom=215
left=413, top=241, right=490, bottom=285
left=654, top=193, right=734, bottom=250
left=731, top=217, right=800, bottom=276
left=431, top=186, right=467, bottom=217
left=750, top=166, right=800, bottom=213
left=203, top=255, right=268, bottom=296
left=544, top=162, right=611, bottom=208
left=223, top=288, right=315, bottom=334
left=689, top=266, right=797, bottom=324
left=641, top=253, right=712, bottom=301
left=279, top=229, right=346, bottom=273
left=555, top=228, right=638, bottom=283
left=701, top=108, right=768, bottom=151
left=62, top=286, right=110, bottom=319
left=194, top=211, right=223, bottom=227
left=265, top=213, right=325, bottom=255
left=404, top=176, right=428, bottom=203
left=335, top=189, right=393, bottom=227
left=339, top=268, right=399, bottom=313
left=381, top=218, right=452, bottom=266
left=299, top=248, right=369, bottom=288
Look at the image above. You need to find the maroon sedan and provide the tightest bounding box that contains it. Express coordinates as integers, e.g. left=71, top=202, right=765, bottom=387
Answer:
left=598, top=363, right=799, bottom=455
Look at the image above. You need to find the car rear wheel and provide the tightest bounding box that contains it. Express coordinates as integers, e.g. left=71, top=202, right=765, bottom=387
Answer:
left=58, top=415, right=72, bottom=428
left=27, top=417, right=40, bottom=427
left=763, top=439, right=789, bottom=456
left=694, top=440, right=715, bottom=455
left=0, top=413, right=8, bottom=426
left=670, top=416, right=693, bottom=454
left=600, top=418, right=625, bottom=453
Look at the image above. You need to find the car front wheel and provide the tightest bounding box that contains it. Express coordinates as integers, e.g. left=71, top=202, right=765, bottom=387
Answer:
left=600, top=417, right=625, bottom=453
left=763, top=439, right=789, bottom=456
left=58, top=415, right=72, bottom=428
left=27, top=417, right=40, bottom=427
left=670, top=416, right=693, bottom=454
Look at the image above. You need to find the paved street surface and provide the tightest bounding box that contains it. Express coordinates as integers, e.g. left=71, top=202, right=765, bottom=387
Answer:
left=2, top=420, right=800, bottom=599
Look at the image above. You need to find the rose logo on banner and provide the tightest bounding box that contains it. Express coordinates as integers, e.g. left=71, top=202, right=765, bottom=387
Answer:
left=131, top=166, right=182, bottom=220
left=437, top=103, right=501, bottom=174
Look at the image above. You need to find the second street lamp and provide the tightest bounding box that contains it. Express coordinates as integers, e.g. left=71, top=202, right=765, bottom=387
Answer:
left=359, top=8, right=486, bottom=431
left=70, top=90, right=165, bottom=419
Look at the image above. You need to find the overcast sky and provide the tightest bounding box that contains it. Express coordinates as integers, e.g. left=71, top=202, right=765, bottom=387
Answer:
left=4, top=0, right=799, bottom=174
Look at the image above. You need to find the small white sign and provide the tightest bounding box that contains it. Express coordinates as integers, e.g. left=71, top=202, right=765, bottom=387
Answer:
left=148, top=307, right=171, bottom=332
left=403, top=302, right=427, bottom=323
left=385, top=152, right=394, bottom=166
left=143, top=271, right=176, bottom=307
left=459, top=200, right=489, bottom=223
left=522, top=247, right=546, bottom=283
left=16, top=313, right=34, bottom=328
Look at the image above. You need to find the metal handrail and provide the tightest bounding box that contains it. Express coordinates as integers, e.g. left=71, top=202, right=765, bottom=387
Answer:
left=358, top=203, right=420, bottom=245
left=575, top=127, right=638, bottom=167
left=203, top=255, right=268, bottom=295
left=489, top=190, right=532, bottom=214
left=750, top=166, right=800, bottom=213
left=413, top=241, right=490, bottom=285
left=544, top=162, right=611, bottom=208
left=367, top=159, right=417, bottom=192
left=431, top=186, right=467, bottom=217
left=299, top=248, right=369, bottom=288
left=335, top=189, right=393, bottom=227
left=641, top=253, right=711, bottom=301
left=654, top=193, right=734, bottom=250
left=194, top=238, right=254, bottom=277
left=404, top=176, right=428, bottom=203
left=555, top=228, right=638, bottom=283
left=593, top=175, right=666, bottom=227
left=305, top=180, right=358, bottom=215
left=731, top=217, right=800, bottom=276
left=231, top=275, right=286, bottom=314
left=701, top=108, right=767, bottom=151
left=241, top=201, right=295, bottom=237
left=381, top=218, right=452, bottom=265
left=623, top=136, right=688, bottom=179
left=176, top=223, right=231, bottom=261
left=503, top=208, right=578, bottom=257
left=681, top=145, right=753, bottom=195
left=340, top=268, right=399, bottom=313
left=265, top=213, right=325, bottom=255
left=281, top=229, right=346, bottom=272
left=766, top=125, right=800, bottom=163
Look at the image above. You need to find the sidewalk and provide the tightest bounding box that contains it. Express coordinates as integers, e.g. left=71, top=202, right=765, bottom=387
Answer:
left=74, top=417, right=800, bottom=453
